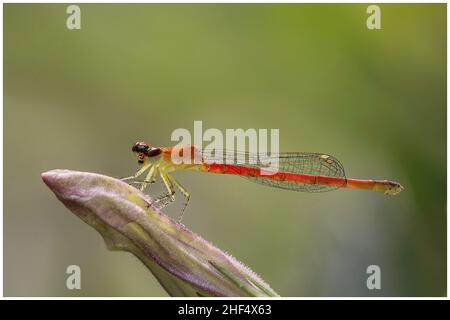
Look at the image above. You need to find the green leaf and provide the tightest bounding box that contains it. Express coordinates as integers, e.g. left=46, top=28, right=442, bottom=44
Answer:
left=42, top=169, right=279, bottom=297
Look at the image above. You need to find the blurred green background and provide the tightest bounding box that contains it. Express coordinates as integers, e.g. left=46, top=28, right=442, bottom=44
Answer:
left=4, top=4, right=446, bottom=296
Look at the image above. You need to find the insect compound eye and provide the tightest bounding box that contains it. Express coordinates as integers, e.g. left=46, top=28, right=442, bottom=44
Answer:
left=132, top=143, right=140, bottom=153
left=146, top=147, right=162, bottom=157
left=132, top=142, right=149, bottom=153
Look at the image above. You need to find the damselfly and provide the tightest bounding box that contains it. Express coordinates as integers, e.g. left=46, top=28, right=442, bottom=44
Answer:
left=123, top=142, right=403, bottom=221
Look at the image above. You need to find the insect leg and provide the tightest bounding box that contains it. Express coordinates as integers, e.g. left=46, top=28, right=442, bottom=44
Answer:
left=150, top=171, right=176, bottom=209
left=121, top=163, right=153, bottom=181
left=138, top=165, right=158, bottom=191
left=167, top=174, right=191, bottom=222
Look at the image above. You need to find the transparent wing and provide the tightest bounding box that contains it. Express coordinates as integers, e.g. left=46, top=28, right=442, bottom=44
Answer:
left=201, top=149, right=346, bottom=193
